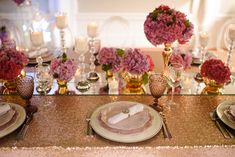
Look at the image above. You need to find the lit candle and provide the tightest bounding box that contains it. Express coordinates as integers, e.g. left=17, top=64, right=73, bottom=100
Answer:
left=87, top=22, right=98, bottom=38
left=55, top=13, right=68, bottom=29
left=75, top=36, right=88, bottom=53
left=228, top=24, right=235, bottom=41
left=108, top=78, right=119, bottom=94
left=30, top=31, right=44, bottom=47
left=199, top=31, right=209, bottom=48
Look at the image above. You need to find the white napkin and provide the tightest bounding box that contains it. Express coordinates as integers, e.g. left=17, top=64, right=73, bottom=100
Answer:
left=108, top=104, right=144, bottom=124
left=229, top=104, right=235, bottom=117
left=0, top=103, right=11, bottom=117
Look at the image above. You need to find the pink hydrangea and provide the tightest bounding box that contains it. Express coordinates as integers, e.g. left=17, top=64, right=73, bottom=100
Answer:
left=170, top=49, right=192, bottom=70
left=0, top=48, right=28, bottom=80
left=144, top=5, right=194, bottom=46
left=97, top=47, right=122, bottom=72
left=122, top=48, right=149, bottom=75
left=50, top=56, right=77, bottom=81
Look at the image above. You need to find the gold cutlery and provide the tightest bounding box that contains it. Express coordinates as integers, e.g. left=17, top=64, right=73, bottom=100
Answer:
left=210, top=111, right=234, bottom=139
left=86, top=112, right=94, bottom=136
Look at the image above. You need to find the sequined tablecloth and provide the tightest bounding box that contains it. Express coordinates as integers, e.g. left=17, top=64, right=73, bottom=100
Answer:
left=0, top=95, right=235, bottom=157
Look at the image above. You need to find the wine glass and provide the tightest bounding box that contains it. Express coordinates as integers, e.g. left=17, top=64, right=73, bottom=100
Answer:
left=149, top=73, right=167, bottom=112
left=16, top=75, right=37, bottom=113
left=164, top=63, right=184, bottom=108
left=35, top=64, right=54, bottom=107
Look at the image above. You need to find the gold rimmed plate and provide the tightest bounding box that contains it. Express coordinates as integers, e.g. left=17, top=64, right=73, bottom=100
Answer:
left=90, top=101, right=162, bottom=143
left=0, top=102, right=26, bottom=138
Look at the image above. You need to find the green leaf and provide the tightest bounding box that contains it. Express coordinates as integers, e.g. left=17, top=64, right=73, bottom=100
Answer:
left=184, top=19, right=190, bottom=27
left=102, top=64, right=111, bottom=71
left=62, top=53, right=67, bottom=63
left=116, top=48, right=125, bottom=57
left=142, top=72, right=149, bottom=85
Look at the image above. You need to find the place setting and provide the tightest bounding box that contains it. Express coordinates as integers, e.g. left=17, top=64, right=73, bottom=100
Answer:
left=88, top=101, right=163, bottom=143
left=211, top=100, right=235, bottom=139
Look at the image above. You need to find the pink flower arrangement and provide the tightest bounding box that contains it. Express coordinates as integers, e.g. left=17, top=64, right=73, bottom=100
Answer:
left=0, top=48, right=28, bottom=80
left=122, top=48, right=149, bottom=75
left=0, top=26, right=16, bottom=49
left=146, top=54, right=155, bottom=71
left=144, top=5, right=194, bottom=46
left=50, top=53, right=76, bottom=81
left=170, top=49, right=192, bottom=69
left=200, top=59, right=231, bottom=84
left=97, top=47, right=123, bottom=72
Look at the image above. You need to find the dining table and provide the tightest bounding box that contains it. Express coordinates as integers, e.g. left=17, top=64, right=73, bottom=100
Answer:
left=0, top=94, right=235, bottom=157
left=0, top=47, right=235, bottom=157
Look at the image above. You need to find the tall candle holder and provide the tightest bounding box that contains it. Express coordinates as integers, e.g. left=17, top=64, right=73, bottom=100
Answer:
left=226, top=24, right=235, bottom=68
left=55, top=12, right=68, bottom=55
left=87, top=22, right=99, bottom=82
left=30, top=31, right=44, bottom=65
left=195, top=31, right=209, bottom=82
left=75, top=36, right=90, bottom=92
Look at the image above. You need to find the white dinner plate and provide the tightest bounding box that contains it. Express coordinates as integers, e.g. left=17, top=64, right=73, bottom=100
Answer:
left=90, top=101, right=162, bottom=143
left=216, top=100, right=235, bottom=129
left=0, top=102, right=26, bottom=138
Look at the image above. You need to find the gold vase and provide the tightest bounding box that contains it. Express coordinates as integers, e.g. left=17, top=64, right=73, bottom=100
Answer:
left=201, top=77, right=224, bottom=95
left=57, top=80, right=68, bottom=95
left=162, top=43, right=172, bottom=72
left=106, top=69, right=113, bottom=80
left=3, top=79, right=17, bottom=94
left=122, top=72, right=145, bottom=94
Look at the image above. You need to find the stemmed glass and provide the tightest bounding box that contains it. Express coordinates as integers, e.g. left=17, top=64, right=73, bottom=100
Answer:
left=149, top=73, right=167, bottom=112
left=16, top=75, right=37, bottom=113
left=225, top=24, right=235, bottom=68
left=35, top=63, right=54, bottom=107
left=164, top=63, right=183, bottom=108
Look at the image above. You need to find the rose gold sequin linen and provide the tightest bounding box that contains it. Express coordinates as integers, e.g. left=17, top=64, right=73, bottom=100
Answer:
left=0, top=95, right=234, bottom=157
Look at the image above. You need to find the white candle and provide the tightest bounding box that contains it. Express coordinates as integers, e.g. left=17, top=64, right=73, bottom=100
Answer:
left=55, top=13, right=68, bottom=29
left=228, top=24, right=235, bottom=41
left=75, top=36, right=88, bottom=53
left=108, top=78, right=119, bottom=94
left=199, top=31, right=209, bottom=48
left=30, top=31, right=43, bottom=47
left=87, top=22, right=98, bottom=38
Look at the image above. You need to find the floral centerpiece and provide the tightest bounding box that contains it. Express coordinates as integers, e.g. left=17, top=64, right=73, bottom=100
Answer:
left=0, top=26, right=16, bottom=49
left=144, top=5, right=194, bottom=71
left=0, top=48, right=28, bottom=94
left=50, top=53, right=76, bottom=94
left=122, top=48, right=153, bottom=94
left=0, top=48, right=28, bottom=80
left=170, top=49, right=192, bottom=70
left=97, top=47, right=124, bottom=79
left=200, top=59, right=231, bottom=94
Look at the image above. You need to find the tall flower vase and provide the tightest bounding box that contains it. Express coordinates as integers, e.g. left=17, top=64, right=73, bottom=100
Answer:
left=162, top=43, right=172, bottom=73
left=122, top=72, right=145, bottom=94
left=57, top=80, right=68, bottom=95
left=201, top=78, right=224, bottom=95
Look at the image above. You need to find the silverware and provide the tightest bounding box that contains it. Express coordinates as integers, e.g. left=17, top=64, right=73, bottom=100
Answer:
left=16, top=112, right=34, bottom=140
left=86, top=112, right=94, bottom=136
left=210, top=111, right=234, bottom=139
left=160, top=112, right=172, bottom=139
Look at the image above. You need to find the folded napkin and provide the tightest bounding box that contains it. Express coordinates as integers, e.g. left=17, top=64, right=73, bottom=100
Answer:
left=108, top=104, right=144, bottom=124
left=0, top=103, right=11, bottom=117
left=224, top=104, right=235, bottom=122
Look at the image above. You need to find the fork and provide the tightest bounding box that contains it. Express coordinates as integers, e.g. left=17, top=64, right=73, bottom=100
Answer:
left=86, top=112, right=94, bottom=136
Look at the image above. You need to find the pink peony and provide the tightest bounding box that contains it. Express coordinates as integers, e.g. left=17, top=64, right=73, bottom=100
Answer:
left=0, top=48, right=28, bottom=80
left=50, top=54, right=77, bottom=81
left=200, top=59, right=231, bottom=84
left=144, top=5, right=194, bottom=46
left=122, top=48, right=149, bottom=75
